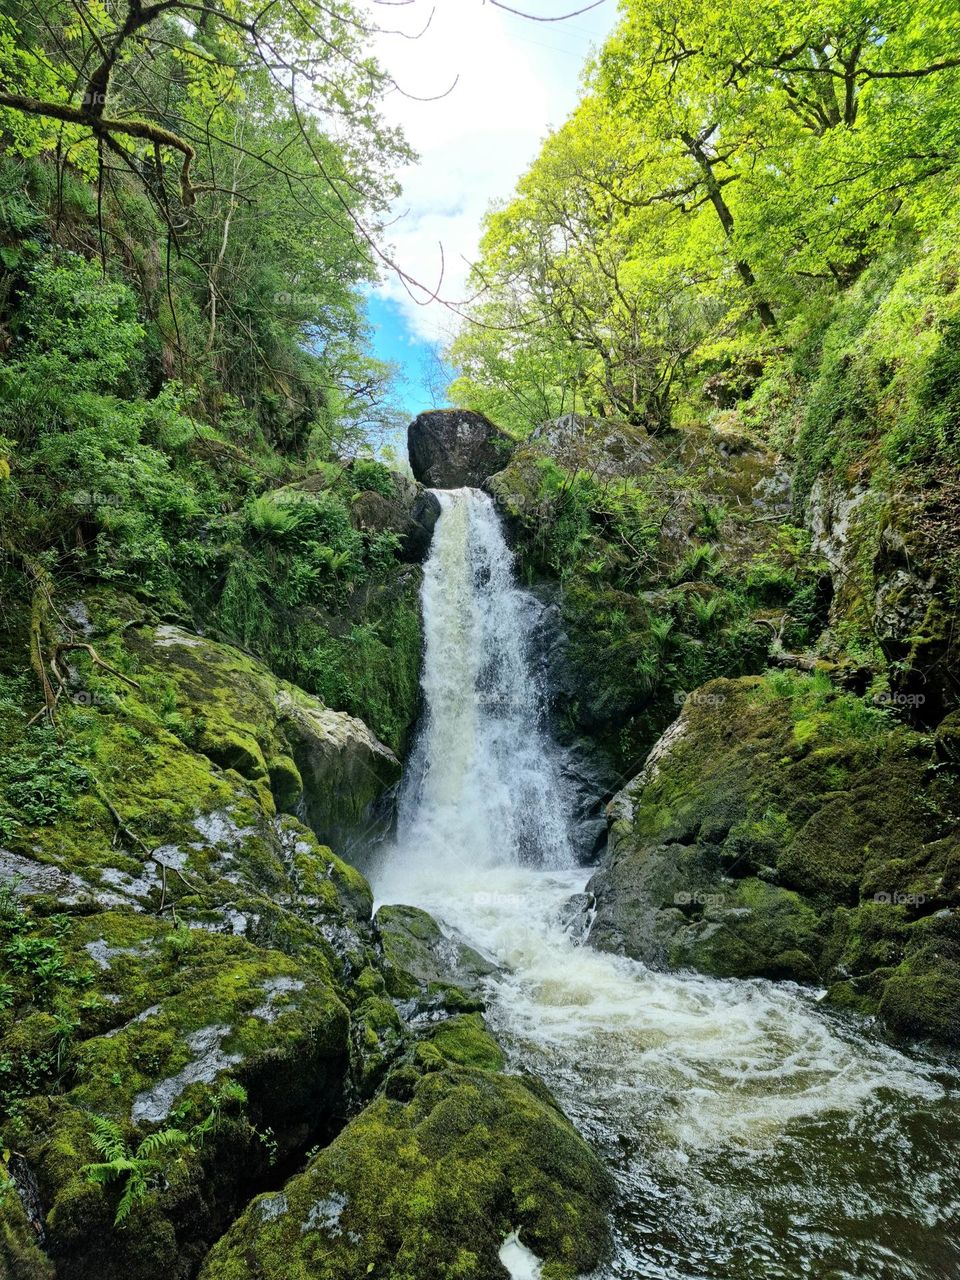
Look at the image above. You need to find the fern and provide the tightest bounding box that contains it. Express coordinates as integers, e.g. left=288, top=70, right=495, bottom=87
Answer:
left=688, top=591, right=727, bottom=629
left=115, top=1172, right=148, bottom=1225
left=88, top=1115, right=128, bottom=1163
left=136, top=1127, right=189, bottom=1160
left=672, top=543, right=720, bottom=585
left=81, top=1084, right=249, bottom=1227
left=246, top=494, right=309, bottom=539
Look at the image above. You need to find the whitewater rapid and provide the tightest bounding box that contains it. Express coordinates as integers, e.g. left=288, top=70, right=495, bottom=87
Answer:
left=373, top=488, right=960, bottom=1280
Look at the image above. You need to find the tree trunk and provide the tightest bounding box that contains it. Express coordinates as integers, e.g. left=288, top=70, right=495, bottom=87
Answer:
left=681, top=131, right=777, bottom=331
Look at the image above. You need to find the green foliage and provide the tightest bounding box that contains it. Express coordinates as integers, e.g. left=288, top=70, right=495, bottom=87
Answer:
left=0, top=893, right=91, bottom=1122
left=0, top=727, right=93, bottom=836
left=349, top=459, right=395, bottom=498
left=908, top=317, right=960, bottom=467
left=451, top=0, right=960, bottom=461
left=82, top=1083, right=248, bottom=1227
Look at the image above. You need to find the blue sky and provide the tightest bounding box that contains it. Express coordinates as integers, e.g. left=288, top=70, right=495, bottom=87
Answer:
left=365, top=294, right=452, bottom=419
left=359, top=0, right=619, bottom=424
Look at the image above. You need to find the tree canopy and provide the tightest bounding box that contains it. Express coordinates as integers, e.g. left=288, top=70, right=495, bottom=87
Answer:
left=451, top=0, right=960, bottom=433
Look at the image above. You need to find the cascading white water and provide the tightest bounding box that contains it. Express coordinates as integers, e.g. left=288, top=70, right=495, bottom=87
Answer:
left=386, top=487, right=573, bottom=879
left=374, top=488, right=960, bottom=1280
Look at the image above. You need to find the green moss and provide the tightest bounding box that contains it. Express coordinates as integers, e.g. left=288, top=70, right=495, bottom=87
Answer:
left=418, top=1015, right=505, bottom=1073
left=879, top=967, right=960, bottom=1045
left=0, top=1170, right=56, bottom=1279
left=375, top=906, right=493, bottom=1007
left=200, top=1066, right=613, bottom=1280
left=350, top=995, right=405, bottom=1096
left=673, top=878, right=824, bottom=983
left=592, top=672, right=960, bottom=1043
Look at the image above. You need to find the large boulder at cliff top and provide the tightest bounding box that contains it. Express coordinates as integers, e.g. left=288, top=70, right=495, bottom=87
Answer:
left=588, top=672, right=960, bottom=1045
left=407, top=409, right=512, bottom=488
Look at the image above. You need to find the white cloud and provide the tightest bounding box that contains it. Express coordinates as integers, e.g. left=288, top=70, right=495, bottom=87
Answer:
left=359, top=0, right=618, bottom=343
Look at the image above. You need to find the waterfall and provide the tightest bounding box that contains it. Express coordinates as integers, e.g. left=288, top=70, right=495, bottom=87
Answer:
left=388, top=487, right=573, bottom=880
left=374, top=487, right=960, bottom=1280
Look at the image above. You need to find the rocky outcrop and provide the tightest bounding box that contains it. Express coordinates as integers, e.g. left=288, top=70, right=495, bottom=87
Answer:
left=199, top=904, right=613, bottom=1280
left=485, top=413, right=798, bottom=775
left=490, top=413, right=792, bottom=571
left=349, top=473, right=441, bottom=563
left=587, top=673, right=960, bottom=1045
left=375, top=904, right=500, bottom=1003
left=128, top=623, right=400, bottom=851
left=200, top=1060, right=613, bottom=1280
left=0, top=592, right=614, bottom=1280
left=806, top=473, right=958, bottom=721
left=407, top=409, right=513, bottom=488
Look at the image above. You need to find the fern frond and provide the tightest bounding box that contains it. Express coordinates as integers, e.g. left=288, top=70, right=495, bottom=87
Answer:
left=136, top=1128, right=189, bottom=1160
left=82, top=1158, right=138, bottom=1186
left=114, top=1172, right=148, bottom=1226
left=88, top=1116, right=128, bottom=1162
left=218, top=1080, right=248, bottom=1106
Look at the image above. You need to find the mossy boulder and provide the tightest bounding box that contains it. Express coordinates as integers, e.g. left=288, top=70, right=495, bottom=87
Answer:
left=199, top=1063, right=614, bottom=1280
left=589, top=671, right=960, bottom=1043
left=0, top=614, right=403, bottom=1280
left=0, top=894, right=366, bottom=1280
left=128, top=623, right=401, bottom=850
left=375, top=904, right=500, bottom=1005
left=349, top=485, right=441, bottom=563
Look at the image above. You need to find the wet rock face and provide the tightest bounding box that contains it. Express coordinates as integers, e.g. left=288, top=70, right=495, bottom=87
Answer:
left=525, top=583, right=619, bottom=863
left=588, top=673, right=960, bottom=1045
left=806, top=475, right=958, bottom=721
left=374, top=903, right=500, bottom=1004
left=407, top=409, right=512, bottom=488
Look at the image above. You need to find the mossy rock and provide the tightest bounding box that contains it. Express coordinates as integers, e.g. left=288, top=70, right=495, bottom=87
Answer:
left=349, top=994, right=406, bottom=1097
left=199, top=1065, right=614, bottom=1280
left=375, top=905, right=499, bottom=1004
left=0, top=901, right=357, bottom=1280
left=669, top=878, right=824, bottom=982
left=127, top=622, right=400, bottom=851
left=589, top=672, right=960, bottom=1043
left=416, top=1014, right=506, bottom=1073
left=0, top=1159, right=55, bottom=1280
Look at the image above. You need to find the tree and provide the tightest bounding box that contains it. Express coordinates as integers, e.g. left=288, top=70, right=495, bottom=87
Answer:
left=451, top=97, right=722, bottom=433
left=599, top=0, right=960, bottom=290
